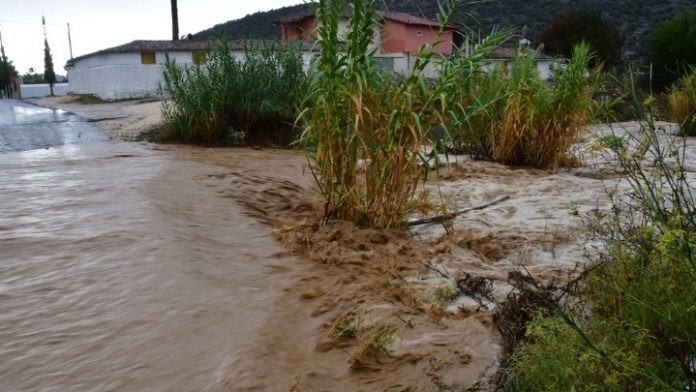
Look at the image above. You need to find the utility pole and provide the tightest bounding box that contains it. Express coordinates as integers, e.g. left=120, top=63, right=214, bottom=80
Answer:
left=67, top=23, right=73, bottom=59
left=171, top=0, right=179, bottom=40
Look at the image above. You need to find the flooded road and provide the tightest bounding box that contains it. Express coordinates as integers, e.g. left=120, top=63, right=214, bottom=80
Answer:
left=0, top=100, right=107, bottom=153
left=0, top=139, right=314, bottom=391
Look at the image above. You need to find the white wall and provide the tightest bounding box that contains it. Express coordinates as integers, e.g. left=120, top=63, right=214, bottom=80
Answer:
left=67, top=50, right=318, bottom=101
left=66, top=51, right=200, bottom=100
left=537, top=60, right=552, bottom=81
left=482, top=59, right=554, bottom=81
left=20, top=83, right=69, bottom=98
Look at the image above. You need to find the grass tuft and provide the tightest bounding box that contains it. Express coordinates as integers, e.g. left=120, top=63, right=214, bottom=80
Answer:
left=669, top=67, right=696, bottom=136
left=350, top=325, right=397, bottom=369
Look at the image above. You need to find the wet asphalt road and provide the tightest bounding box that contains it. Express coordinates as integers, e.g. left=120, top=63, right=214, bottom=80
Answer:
left=0, top=100, right=107, bottom=153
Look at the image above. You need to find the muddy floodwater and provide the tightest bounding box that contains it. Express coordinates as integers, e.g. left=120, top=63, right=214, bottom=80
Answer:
left=0, top=142, right=317, bottom=391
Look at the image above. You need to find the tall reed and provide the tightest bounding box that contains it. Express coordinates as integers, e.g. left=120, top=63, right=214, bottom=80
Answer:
left=447, top=44, right=596, bottom=169
left=299, top=0, right=461, bottom=228
left=669, top=67, right=696, bottom=136
left=160, top=40, right=308, bottom=145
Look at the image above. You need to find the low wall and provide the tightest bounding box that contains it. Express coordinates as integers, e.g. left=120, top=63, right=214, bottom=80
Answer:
left=20, top=83, right=69, bottom=98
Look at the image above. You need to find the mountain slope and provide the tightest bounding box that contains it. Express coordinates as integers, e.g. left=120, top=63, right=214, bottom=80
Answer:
left=195, top=1, right=694, bottom=59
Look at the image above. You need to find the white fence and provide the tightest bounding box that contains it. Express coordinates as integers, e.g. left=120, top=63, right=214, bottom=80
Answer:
left=20, top=83, right=69, bottom=98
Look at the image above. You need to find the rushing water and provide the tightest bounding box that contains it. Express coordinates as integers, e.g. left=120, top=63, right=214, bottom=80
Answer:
left=0, top=141, right=312, bottom=391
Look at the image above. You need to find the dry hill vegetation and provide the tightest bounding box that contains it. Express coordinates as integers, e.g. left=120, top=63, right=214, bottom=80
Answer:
left=194, top=0, right=693, bottom=59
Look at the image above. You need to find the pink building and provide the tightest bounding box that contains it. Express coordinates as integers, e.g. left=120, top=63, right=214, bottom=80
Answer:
left=276, top=10, right=457, bottom=55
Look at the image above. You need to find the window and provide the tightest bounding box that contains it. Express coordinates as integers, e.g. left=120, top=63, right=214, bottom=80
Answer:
left=192, top=51, right=206, bottom=65
left=140, top=52, right=156, bottom=65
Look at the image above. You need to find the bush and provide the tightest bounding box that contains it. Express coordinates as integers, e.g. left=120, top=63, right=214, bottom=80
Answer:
left=447, top=44, right=596, bottom=169
left=539, top=8, right=623, bottom=67
left=645, top=10, right=696, bottom=91
left=670, top=67, right=696, bottom=136
left=160, top=40, right=308, bottom=145
left=299, top=0, right=501, bottom=228
left=505, top=112, right=696, bottom=390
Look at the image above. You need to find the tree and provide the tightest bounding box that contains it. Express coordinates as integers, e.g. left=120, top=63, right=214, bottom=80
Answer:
left=171, top=0, right=179, bottom=40
left=0, top=29, right=18, bottom=97
left=646, top=10, right=696, bottom=91
left=42, top=16, right=56, bottom=96
left=539, top=9, right=623, bottom=67
left=22, top=67, right=45, bottom=84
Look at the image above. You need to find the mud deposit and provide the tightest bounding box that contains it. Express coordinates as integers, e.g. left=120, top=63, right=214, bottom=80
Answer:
left=1, top=136, right=634, bottom=390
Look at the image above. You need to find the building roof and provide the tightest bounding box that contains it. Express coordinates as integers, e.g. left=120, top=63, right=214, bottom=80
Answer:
left=274, top=9, right=455, bottom=29
left=65, top=39, right=313, bottom=67
left=380, top=11, right=441, bottom=28
left=66, top=39, right=214, bottom=66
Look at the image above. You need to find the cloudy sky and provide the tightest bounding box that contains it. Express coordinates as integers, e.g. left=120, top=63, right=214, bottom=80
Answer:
left=1, top=0, right=302, bottom=75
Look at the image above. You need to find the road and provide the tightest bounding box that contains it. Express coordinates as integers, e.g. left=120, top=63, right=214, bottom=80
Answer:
left=0, top=103, right=316, bottom=390
left=0, top=99, right=107, bottom=153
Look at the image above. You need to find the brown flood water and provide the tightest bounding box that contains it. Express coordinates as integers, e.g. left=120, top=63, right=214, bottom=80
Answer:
left=0, top=142, right=318, bottom=391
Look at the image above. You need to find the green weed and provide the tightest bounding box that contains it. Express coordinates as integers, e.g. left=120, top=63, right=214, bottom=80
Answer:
left=670, top=67, right=696, bottom=136
left=504, top=107, right=696, bottom=390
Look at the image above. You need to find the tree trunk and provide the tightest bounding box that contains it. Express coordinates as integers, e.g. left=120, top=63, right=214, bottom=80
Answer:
left=171, top=0, right=179, bottom=41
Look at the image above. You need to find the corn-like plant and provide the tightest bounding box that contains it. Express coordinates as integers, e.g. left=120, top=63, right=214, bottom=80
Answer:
left=299, top=0, right=465, bottom=228
left=669, top=67, right=696, bottom=136
left=448, top=43, right=596, bottom=169
left=160, top=40, right=308, bottom=145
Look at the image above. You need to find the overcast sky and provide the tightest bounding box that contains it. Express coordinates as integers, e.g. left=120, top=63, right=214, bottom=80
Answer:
left=1, top=0, right=302, bottom=75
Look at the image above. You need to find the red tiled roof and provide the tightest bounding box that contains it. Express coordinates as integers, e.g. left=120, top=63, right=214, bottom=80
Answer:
left=275, top=9, right=457, bottom=30
left=380, top=11, right=441, bottom=28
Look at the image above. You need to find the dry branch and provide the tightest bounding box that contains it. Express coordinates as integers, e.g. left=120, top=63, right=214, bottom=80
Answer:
left=408, top=195, right=511, bottom=226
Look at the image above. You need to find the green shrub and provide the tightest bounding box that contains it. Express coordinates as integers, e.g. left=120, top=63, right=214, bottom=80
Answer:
left=159, top=39, right=308, bottom=145
left=505, top=112, right=696, bottom=390
left=645, top=10, right=696, bottom=91
left=670, top=67, right=696, bottom=136
left=539, top=8, right=623, bottom=67
left=447, top=44, right=596, bottom=169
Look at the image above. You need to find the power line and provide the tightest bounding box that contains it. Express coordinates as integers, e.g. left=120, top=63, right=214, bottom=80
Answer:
left=0, top=19, right=66, bottom=26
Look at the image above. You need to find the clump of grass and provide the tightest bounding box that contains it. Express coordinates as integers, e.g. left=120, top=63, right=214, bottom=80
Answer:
left=504, top=106, right=696, bottom=390
left=160, top=39, right=307, bottom=146
left=435, top=285, right=457, bottom=304
left=448, top=44, right=597, bottom=169
left=349, top=325, right=397, bottom=369
left=669, top=67, right=696, bottom=136
left=327, top=316, right=359, bottom=342
left=593, top=134, right=626, bottom=152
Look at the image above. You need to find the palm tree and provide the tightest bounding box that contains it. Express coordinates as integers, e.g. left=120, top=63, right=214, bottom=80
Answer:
left=171, top=0, right=179, bottom=40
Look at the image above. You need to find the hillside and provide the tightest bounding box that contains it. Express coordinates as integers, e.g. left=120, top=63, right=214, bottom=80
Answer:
left=194, top=0, right=694, bottom=59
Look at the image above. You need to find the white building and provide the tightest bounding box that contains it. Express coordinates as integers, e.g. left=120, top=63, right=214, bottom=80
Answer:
left=65, top=40, right=216, bottom=100
left=66, top=40, right=316, bottom=101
